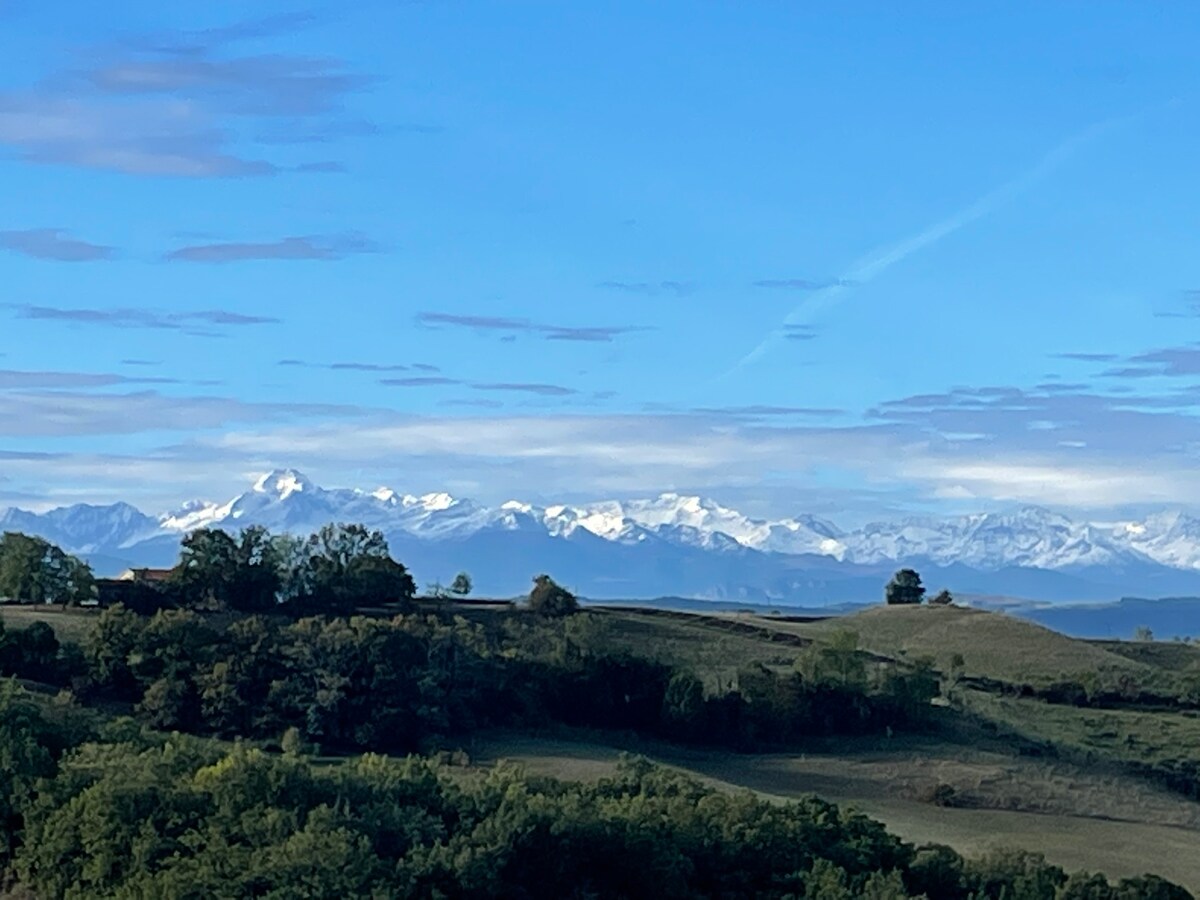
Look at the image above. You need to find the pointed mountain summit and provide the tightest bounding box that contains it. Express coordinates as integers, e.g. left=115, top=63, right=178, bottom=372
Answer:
left=7, top=470, right=1200, bottom=601
left=253, top=468, right=315, bottom=499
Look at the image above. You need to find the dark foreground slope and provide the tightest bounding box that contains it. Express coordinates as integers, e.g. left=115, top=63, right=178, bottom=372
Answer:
left=1, top=601, right=1197, bottom=896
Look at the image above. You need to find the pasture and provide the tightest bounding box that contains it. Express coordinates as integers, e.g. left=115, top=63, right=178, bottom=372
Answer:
left=473, top=733, right=1200, bottom=891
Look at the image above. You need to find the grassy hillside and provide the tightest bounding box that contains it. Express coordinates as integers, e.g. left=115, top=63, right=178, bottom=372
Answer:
left=757, top=604, right=1153, bottom=685
left=6, top=597, right=1200, bottom=891
left=474, top=733, right=1200, bottom=891
left=592, top=607, right=811, bottom=689
left=1097, top=639, right=1200, bottom=672
left=0, top=604, right=100, bottom=644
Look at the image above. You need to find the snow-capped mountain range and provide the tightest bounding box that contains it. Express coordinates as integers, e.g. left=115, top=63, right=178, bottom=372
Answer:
left=7, top=468, right=1200, bottom=604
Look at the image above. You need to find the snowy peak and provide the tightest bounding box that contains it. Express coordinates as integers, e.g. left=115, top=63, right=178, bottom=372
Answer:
left=253, top=468, right=314, bottom=499
left=406, top=492, right=458, bottom=512
left=11, top=469, right=1200, bottom=580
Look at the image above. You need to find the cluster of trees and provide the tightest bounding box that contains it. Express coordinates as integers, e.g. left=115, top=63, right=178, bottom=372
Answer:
left=0, top=685, right=1189, bottom=899
left=31, top=604, right=933, bottom=754
left=0, top=524, right=419, bottom=615
left=169, top=523, right=417, bottom=614
left=886, top=568, right=953, bottom=606
left=0, top=532, right=93, bottom=606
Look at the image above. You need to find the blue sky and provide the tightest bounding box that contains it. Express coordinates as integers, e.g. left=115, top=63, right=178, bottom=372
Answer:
left=4, top=1, right=1200, bottom=521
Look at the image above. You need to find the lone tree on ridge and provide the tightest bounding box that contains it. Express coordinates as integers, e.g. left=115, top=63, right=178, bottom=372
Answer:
left=885, top=568, right=926, bottom=606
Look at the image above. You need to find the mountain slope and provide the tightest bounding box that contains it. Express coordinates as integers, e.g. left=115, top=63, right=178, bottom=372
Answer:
left=6, top=469, right=1200, bottom=603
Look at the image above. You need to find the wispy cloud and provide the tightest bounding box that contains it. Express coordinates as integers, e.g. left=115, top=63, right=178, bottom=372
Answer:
left=439, top=398, right=503, bottom=409
left=166, top=232, right=381, bottom=262
left=0, top=388, right=365, bottom=439
left=86, top=52, right=364, bottom=119
left=1153, top=290, right=1200, bottom=319
left=783, top=324, right=819, bottom=342
left=380, top=376, right=461, bottom=387
left=596, top=280, right=695, bottom=297
left=471, top=382, right=577, bottom=396
left=278, top=359, right=438, bottom=373
left=1055, top=351, right=1119, bottom=363
left=377, top=377, right=576, bottom=396
left=693, top=405, right=843, bottom=417
left=0, top=368, right=177, bottom=389
left=134, top=11, right=321, bottom=52
left=9, top=303, right=279, bottom=331
left=0, top=228, right=114, bottom=261
left=1101, top=344, right=1200, bottom=378
left=752, top=278, right=851, bottom=291
left=12, top=375, right=1200, bottom=515
left=730, top=113, right=1136, bottom=372
left=0, top=14, right=373, bottom=178
left=417, top=311, right=648, bottom=343
left=331, top=362, right=413, bottom=372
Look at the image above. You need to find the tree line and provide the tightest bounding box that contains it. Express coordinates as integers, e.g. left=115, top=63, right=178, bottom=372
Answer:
left=48, top=604, right=930, bottom=753
left=0, top=683, right=1189, bottom=899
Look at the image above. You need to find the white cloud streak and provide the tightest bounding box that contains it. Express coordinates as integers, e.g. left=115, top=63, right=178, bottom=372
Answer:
left=728, top=113, right=1138, bottom=373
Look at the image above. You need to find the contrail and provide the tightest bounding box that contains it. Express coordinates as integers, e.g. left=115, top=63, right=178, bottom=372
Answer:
left=726, top=113, right=1134, bottom=374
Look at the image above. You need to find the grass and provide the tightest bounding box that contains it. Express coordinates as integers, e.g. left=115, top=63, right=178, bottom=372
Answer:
left=1094, top=639, right=1200, bottom=673
left=0, top=604, right=101, bottom=644
left=471, top=732, right=1200, bottom=892
left=960, top=688, right=1200, bottom=777
left=753, top=604, right=1153, bottom=685
left=591, top=609, right=808, bottom=689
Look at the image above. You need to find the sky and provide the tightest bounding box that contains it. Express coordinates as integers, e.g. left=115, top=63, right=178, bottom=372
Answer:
left=3, top=1, right=1200, bottom=523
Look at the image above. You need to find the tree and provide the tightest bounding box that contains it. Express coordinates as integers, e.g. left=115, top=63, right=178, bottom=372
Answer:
left=13, top=622, right=59, bottom=681
left=229, top=525, right=283, bottom=613
left=294, top=524, right=414, bottom=614
left=0, top=533, right=47, bottom=603
left=885, top=568, right=926, bottom=606
left=527, top=574, right=578, bottom=617
left=1134, top=625, right=1154, bottom=643
left=344, top=556, right=416, bottom=608
left=449, top=572, right=473, bottom=597
left=0, top=533, right=93, bottom=606
left=171, top=528, right=240, bottom=610
left=172, top=527, right=282, bottom=613
left=43, top=546, right=94, bottom=608
left=929, top=589, right=954, bottom=606
left=0, top=681, right=55, bottom=865
left=661, top=672, right=706, bottom=739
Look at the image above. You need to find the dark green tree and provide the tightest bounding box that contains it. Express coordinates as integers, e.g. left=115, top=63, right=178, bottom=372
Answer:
left=0, top=533, right=94, bottom=606
left=0, top=681, right=55, bottom=866
left=0, top=533, right=48, bottom=603
left=295, top=524, right=415, bottom=613
left=449, top=572, right=473, bottom=597
left=885, top=568, right=926, bottom=606
left=929, top=589, right=954, bottom=606
left=229, top=525, right=284, bottom=613
left=13, top=621, right=59, bottom=681
left=172, top=527, right=282, bottom=612
left=661, top=672, right=706, bottom=740
left=170, top=528, right=240, bottom=609
left=527, top=574, right=578, bottom=617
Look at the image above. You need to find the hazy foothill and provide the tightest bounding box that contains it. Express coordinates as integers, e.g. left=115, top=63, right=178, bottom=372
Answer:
left=1, top=523, right=1199, bottom=896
